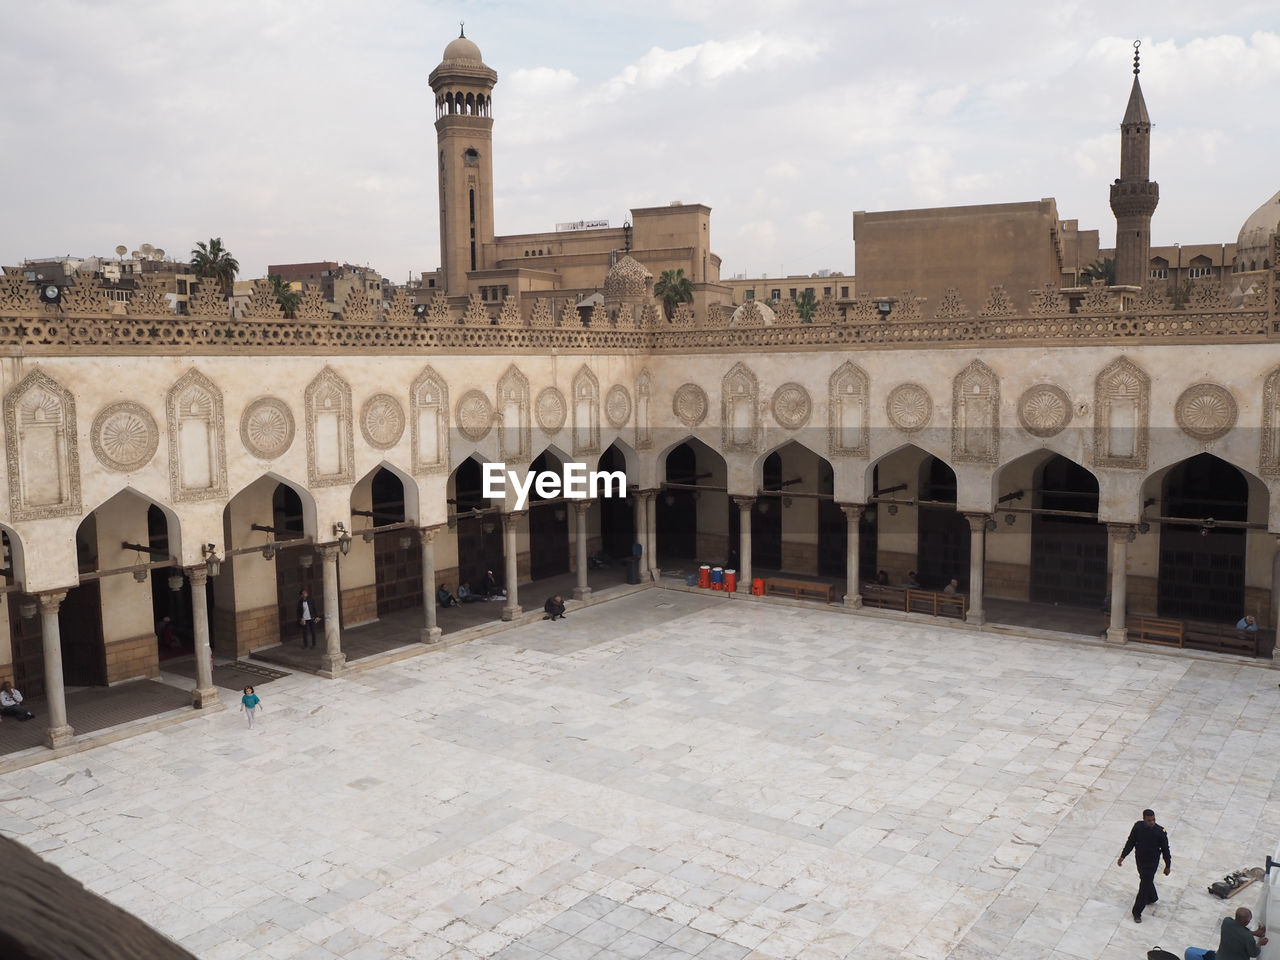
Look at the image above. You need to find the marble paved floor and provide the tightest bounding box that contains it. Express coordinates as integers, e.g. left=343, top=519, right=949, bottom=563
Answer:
left=1, top=590, right=1277, bottom=959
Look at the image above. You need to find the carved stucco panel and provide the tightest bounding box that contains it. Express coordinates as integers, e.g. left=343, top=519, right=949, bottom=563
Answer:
left=304, top=367, right=354, bottom=487
left=167, top=368, right=228, bottom=502
left=828, top=362, right=869, bottom=458
left=1262, top=367, right=1280, bottom=477
left=536, top=387, right=567, bottom=435
left=721, top=362, right=759, bottom=452
left=1017, top=384, right=1072, bottom=439
left=1093, top=356, right=1149, bottom=470
left=497, top=365, right=531, bottom=462
left=572, top=365, right=600, bottom=456
left=4, top=369, right=82, bottom=520
left=770, top=382, right=812, bottom=430
left=455, top=389, right=494, bottom=443
left=634, top=369, right=652, bottom=450
left=1175, top=383, right=1237, bottom=443
left=951, top=359, right=1000, bottom=464
left=361, top=393, right=406, bottom=450
left=410, top=366, right=449, bottom=475
left=605, top=384, right=631, bottom=429
left=673, top=383, right=708, bottom=427
left=886, top=383, right=932, bottom=434
left=92, top=401, right=159, bottom=472
left=240, top=397, right=295, bottom=460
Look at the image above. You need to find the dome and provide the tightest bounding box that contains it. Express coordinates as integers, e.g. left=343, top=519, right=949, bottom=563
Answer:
left=442, top=33, right=483, bottom=63
left=1236, top=188, right=1280, bottom=271
left=603, top=255, right=652, bottom=302
left=730, top=300, right=775, bottom=326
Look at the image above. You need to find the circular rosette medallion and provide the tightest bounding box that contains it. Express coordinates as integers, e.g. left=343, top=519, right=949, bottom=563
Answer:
left=536, top=387, right=567, bottom=434
left=456, top=389, right=494, bottom=442
left=92, top=401, right=159, bottom=472
left=240, top=397, right=295, bottom=459
left=886, top=383, right=932, bottom=433
left=1017, top=384, right=1072, bottom=438
left=1175, top=383, right=1236, bottom=442
left=673, top=383, right=708, bottom=427
left=771, top=382, right=812, bottom=430
left=361, top=393, right=406, bottom=449
left=605, top=385, right=631, bottom=428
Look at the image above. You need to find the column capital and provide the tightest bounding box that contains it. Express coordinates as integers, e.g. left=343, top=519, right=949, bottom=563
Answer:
left=319, top=543, right=340, bottom=562
left=502, top=510, right=524, bottom=531
left=838, top=502, right=865, bottom=521
left=37, top=591, right=67, bottom=613
left=572, top=498, right=594, bottom=517
left=732, top=496, right=757, bottom=510
left=418, top=525, right=440, bottom=546
left=1107, top=523, right=1135, bottom=542
left=185, top=565, right=209, bottom=587
left=964, top=512, right=993, bottom=533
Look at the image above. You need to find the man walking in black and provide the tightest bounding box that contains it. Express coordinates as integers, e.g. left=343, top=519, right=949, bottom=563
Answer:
left=1117, top=808, right=1171, bottom=923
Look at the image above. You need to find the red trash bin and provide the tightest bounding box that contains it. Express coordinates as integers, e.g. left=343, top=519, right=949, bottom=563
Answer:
left=751, top=577, right=765, bottom=596
left=698, top=564, right=711, bottom=588
left=724, top=569, right=738, bottom=592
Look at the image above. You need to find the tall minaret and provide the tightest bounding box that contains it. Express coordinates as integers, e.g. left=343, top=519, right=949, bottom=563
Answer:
left=429, top=27, right=497, bottom=296
left=1109, top=40, right=1159, bottom=287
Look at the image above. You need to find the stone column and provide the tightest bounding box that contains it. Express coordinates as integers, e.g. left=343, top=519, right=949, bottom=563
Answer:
left=187, top=567, right=219, bottom=708
left=841, top=504, right=864, bottom=607
left=419, top=527, right=442, bottom=644
left=318, top=544, right=346, bottom=678
left=734, top=497, right=755, bottom=593
left=501, top=511, right=523, bottom=621
left=38, top=591, right=73, bottom=748
left=633, top=492, right=648, bottom=576
left=573, top=500, right=592, bottom=601
left=644, top=490, right=659, bottom=579
left=964, top=513, right=988, bottom=626
left=1106, top=524, right=1132, bottom=644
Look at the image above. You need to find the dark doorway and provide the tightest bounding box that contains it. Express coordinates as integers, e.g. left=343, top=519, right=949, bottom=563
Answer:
left=598, top=445, right=635, bottom=559
left=1157, top=454, right=1248, bottom=623
left=817, top=461, right=846, bottom=578
left=370, top=468, right=422, bottom=616
left=917, top=457, right=969, bottom=589
left=59, top=581, right=105, bottom=686
left=528, top=452, right=571, bottom=581
left=453, top=458, right=504, bottom=592
left=752, top=453, right=784, bottom=570
left=1030, top=457, right=1106, bottom=607
left=272, top=484, right=321, bottom=642
left=9, top=596, right=44, bottom=696
left=147, top=505, right=194, bottom=659
left=658, top=443, right=698, bottom=560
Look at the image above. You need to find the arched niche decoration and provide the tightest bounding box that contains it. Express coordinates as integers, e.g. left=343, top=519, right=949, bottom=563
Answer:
left=951, top=359, right=1000, bottom=464
left=572, top=365, right=600, bottom=456
left=4, top=369, right=82, bottom=520
left=305, top=366, right=355, bottom=487
left=635, top=369, right=652, bottom=450
left=721, top=362, right=759, bottom=452
left=1093, top=356, right=1149, bottom=470
left=411, top=366, right=450, bottom=475
left=828, top=361, right=869, bottom=458
left=497, top=365, right=531, bottom=463
left=166, top=368, right=228, bottom=502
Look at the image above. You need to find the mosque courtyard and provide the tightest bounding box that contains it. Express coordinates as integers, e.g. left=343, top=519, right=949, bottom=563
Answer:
left=1, top=589, right=1276, bottom=960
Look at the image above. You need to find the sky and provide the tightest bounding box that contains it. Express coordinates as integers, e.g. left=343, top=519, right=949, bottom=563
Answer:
left=2, top=0, right=1278, bottom=283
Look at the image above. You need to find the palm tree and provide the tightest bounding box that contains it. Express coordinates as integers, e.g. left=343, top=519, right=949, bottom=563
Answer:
left=1080, top=257, right=1116, bottom=286
left=269, top=274, right=301, bottom=318
left=190, top=238, right=240, bottom=295
left=653, top=268, right=694, bottom=320
left=795, top=289, right=817, bottom=322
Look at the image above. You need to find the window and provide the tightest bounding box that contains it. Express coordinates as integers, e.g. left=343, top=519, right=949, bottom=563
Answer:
left=823, top=287, right=831, bottom=297
left=1149, top=267, right=1168, bottom=279
left=804, top=287, right=814, bottom=297
left=480, top=288, right=489, bottom=301
left=501, top=285, right=509, bottom=299
left=770, top=289, right=780, bottom=301
left=1188, top=266, right=1212, bottom=279
left=745, top=289, right=755, bottom=300
left=841, top=286, right=849, bottom=298
left=789, top=288, right=797, bottom=299
left=428, top=278, right=435, bottom=288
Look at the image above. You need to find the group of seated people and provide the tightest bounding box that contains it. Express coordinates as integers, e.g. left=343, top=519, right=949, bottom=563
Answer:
left=436, top=570, right=505, bottom=607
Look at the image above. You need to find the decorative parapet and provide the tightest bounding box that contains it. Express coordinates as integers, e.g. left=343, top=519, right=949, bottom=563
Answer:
left=126, top=278, right=171, bottom=316
left=243, top=280, right=283, bottom=320
left=934, top=287, right=969, bottom=320
left=386, top=288, right=413, bottom=323
left=978, top=284, right=1015, bottom=317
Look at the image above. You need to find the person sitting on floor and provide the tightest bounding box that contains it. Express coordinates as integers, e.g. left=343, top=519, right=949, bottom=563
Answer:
left=483, top=569, right=504, bottom=599
left=543, top=595, right=566, bottom=621
left=436, top=583, right=458, bottom=607
left=0, top=681, right=35, bottom=721
left=457, top=582, right=481, bottom=603
left=1236, top=614, right=1258, bottom=639
left=875, top=570, right=890, bottom=586
left=906, top=571, right=921, bottom=588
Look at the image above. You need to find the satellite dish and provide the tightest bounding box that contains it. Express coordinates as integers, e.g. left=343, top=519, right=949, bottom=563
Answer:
left=131, top=251, right=140, bottom=259
left=115, top=245, right=127, bottom=257
left=140, top=243, right=154, bottom=255
left=154, top=247, right=165, bottom=259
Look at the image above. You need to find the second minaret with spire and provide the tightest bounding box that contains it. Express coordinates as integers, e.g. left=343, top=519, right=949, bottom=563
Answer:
left=1109, top=40, right=1159, bottom=287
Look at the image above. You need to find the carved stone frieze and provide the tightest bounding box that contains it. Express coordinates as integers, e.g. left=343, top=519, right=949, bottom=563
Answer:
left=424, top=292, right=450, bottom=325
left=1262, top=367, right=1280, bottom=477
left=735, top=301, right=765, bottom=327
left=1187, top=279, right=1231, bottom=311
left=1078, top=282, right=1118, bottom=315
left=886, top=383, right=932, bottom=433
left=639, top=302, right=661, bottom=329
left=1175, top=383, right=1236, bottom=442
left=559, top=300, right=583, bottom=329
left=462, top=293, right=490, bottom=326
left=1028, top=284, right=1068, bottom=316
left=635, top=369, right=652, bottom=449
left=187, top=280, right=228, bottom=319
left=1093, top=356, right=1149, bottom=469
left=773, top=299, right=800, bottom=325
left=455, top=389, right=494, bottom=442
left=978, top=284, right=1015, bottom=317
left=243, top=279, right=284, bottom=320
left=92, top=401, right=159, bottom=472
left=770, top=382, right=812, bottom=430
left=304, top=367, right=354, bottom=486
left=673, top=383, right=708, bottom=427
left=340, top=286, right=373, bottom=323
left=813, top=298, right=840, bottom=325
left=167, top=368, right=228, bottom=501
left=536, top=386, right=567, bottom=435
left=934, top=287, right=969, bottom=320
left=410, top=366, right=449, bottom=475
left=361, top=393, right=406, bottom=449
left=721, top=362, right=759, bottom=451
left=530, top=299, right=554, bottom=328
left=126, top=278, right=172, bottom=317
left=497, top=365, right=531, bottom=461
left=0, top=274, right=41, bottom=313
left=5, top=369, right=82, bottom=520
left=61, top=282, right=112, bottom=315
left=587, top=301, right=608, bottom=329
left=951, top=359, right=1000, bottom=463
left=572, top=365, right=600, bottom=455
left=1131, top=283, right=1171, bottom=313
left=496, top=296, right=522, bottom=328
left=894, top=292, right=923, bottom=321
left=670, top=302, right=695, bottom=329
left=829, top=362, right=869, bottom=458
left=240, top=396, right=295, bottom=460
left=605, top=384, right=631, bottom=428
left=1017, top=384, right=1072, bottom=438
left=385, top=288, right=413, bottom=323
left=844, top=298, right=880, bottom=322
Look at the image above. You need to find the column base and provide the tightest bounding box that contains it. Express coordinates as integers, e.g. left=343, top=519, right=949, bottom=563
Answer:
left=649, top=567, right=660, bottom=581
left=44, top=724, right=74, bottom=749
left=572, top=586, right=592, bottom=601
left=420, top=626, right=443, bottom=644
left=967, top=612, right=986, bottom=626
left=501, top=603, right=523, bottom=622
left=318, top=653, right=347, bottom=678
left=192, top=686, right=221, bottom=709
left=1105, top=626, right=1129, bottom=644
left=843, top=593, right=863, bottom=608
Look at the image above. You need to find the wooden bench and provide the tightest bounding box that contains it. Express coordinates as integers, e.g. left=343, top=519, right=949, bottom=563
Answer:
left=765, top=577, right=836, bottom=603
left=860, top=582, right=906, bottom=610
left=1183, top=619, right=1263, bottom=658
left=906, top=588, right=968, bottom=620
left=1124, top=614, right=1184, bottom=647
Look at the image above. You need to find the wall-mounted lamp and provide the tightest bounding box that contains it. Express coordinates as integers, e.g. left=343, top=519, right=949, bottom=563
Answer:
left=333, top=522, right=353, bottom=557
left=201, top=543, right=222, bottom=578
left=1137, top=521, right=1150, bottom=535
left=553, top=507, right=566, bottom=523
left=133, top=567, right=149, bottom=583
left=168, top=572, right=185, bottom=592
left=262, top=541, right=277, bottom=561
left=18, top=597, right=38, bottom=620
left=984, top=517, right=998, bottom=532
left=398, top=534, right=413, bottom=550
left=362, top=529, right=376, bottom=543
left=663, top=493, right=675, bottom=508
left=757, top=500, right=771, bottom=515
left=886, top=503, right=898, bottom=516
left=782, top=497, right=793, bottom=508
left=1004, top=513, right=1017, bottom=526
left=482, top=520, right=496, bottom=535
left=299, top=552, right=315, bottom=568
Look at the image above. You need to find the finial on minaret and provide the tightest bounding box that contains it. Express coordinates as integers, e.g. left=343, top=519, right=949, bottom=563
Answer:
left=1132, top=39, right=1141, bottom=76
left=460, top=22, right=465, bottom=38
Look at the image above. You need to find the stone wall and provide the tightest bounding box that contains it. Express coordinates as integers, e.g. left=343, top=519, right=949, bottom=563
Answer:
left=103, top=634, right=158, bottom=685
